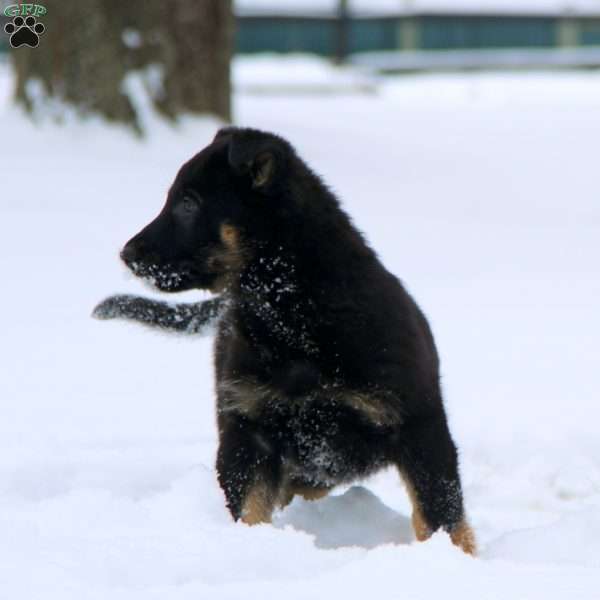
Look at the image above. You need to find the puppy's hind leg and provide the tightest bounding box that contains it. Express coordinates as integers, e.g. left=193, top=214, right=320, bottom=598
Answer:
left=395, top=413, right=476, bottom=555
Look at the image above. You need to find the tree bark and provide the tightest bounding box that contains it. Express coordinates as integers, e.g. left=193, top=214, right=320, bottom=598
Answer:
left=11, top=0, right=233, bottom=133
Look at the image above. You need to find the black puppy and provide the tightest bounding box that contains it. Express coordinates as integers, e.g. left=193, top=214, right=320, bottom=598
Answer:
left=95, top=127, right=475, bottom=554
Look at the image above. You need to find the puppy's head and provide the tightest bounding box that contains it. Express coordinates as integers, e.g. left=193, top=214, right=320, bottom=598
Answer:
left=120, top=127, right=293, bottom=293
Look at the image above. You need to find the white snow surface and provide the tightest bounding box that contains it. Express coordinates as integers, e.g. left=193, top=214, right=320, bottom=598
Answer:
left=1, top=57, right=600, bottom=598
left=236, top=0, right=600, bottom=17
left=234, top=54, right=377, bottom=93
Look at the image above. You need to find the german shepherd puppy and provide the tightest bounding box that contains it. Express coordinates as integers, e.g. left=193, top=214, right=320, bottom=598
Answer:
left=94, top=127, right=475, bottom=554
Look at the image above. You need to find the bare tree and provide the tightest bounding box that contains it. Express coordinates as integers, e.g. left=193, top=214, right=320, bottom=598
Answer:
left=11, top=0, right=233, bottom=133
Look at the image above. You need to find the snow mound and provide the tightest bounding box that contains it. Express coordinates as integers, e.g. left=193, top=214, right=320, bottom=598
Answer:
left=275, top=486, right=415, bottom=548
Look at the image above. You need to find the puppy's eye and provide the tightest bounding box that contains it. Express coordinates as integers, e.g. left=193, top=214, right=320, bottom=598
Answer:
left=182, top=195, right=199, bottom=213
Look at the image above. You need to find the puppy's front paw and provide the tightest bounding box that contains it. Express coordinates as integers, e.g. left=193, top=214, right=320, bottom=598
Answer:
left=92, top=295, right=133, bottom=320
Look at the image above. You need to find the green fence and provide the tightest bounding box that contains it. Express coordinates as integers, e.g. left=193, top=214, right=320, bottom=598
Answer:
left=237, top=18, right=335, bottom=56
left=349, top=18, right=398, bottom=53
left=420, top=16, right=557, bottom=50
left=236, top=15, right=588, bottom=55
left=236, top=16, right=399, bottom=56
left=581, top=19, right=600, bottom=45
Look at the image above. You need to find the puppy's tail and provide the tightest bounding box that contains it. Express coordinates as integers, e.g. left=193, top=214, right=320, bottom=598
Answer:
left=92, top=294, right=224, bottom=335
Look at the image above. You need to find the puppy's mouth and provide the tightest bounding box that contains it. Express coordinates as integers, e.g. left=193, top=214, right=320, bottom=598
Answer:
left=123, top=258, right=226, bottom=293
left=124, top=260, right=191, bottom=292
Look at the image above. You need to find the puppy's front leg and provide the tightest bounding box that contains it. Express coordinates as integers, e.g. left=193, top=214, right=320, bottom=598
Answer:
left=216, top=413, right=282, bottom=525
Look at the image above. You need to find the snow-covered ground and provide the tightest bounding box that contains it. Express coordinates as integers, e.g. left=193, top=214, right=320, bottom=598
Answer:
left=1, top=57, right=600, bottom=598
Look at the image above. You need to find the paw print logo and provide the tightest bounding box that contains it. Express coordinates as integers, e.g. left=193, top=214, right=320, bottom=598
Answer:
left=4, top=16, right=45, bottom=48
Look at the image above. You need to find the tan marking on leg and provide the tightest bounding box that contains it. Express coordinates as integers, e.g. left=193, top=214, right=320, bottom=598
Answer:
left=450, top=519, right=477, bottom=556
left=241, top=481, right=274, bottom=526
left=277, top=477, right=330, bottom=508
left=293, top=486, right=330, bottom=502
left=401, top=473, right=432, bottom=541
left=401, top=470, right=477, bottom=555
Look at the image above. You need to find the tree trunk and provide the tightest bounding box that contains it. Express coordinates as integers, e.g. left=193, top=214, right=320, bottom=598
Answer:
left=11, top=0, right=233, bottom=134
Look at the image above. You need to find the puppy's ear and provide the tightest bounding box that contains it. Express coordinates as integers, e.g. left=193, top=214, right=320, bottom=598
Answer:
left=227, top=130, right=285, bottom=194
left=213, top=126, right=234, bottom=142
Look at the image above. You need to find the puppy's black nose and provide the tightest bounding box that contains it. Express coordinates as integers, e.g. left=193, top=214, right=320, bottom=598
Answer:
left=120, top=240, right=141, bottom=264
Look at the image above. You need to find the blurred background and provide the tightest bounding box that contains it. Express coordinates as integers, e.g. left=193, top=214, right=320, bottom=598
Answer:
left=1, top=1, right=599, bottom=598
left=2, top=0, right=600, bottom=129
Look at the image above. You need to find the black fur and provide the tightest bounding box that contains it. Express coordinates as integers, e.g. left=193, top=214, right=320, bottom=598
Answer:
left=98, top=127, right=474, bottom=551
